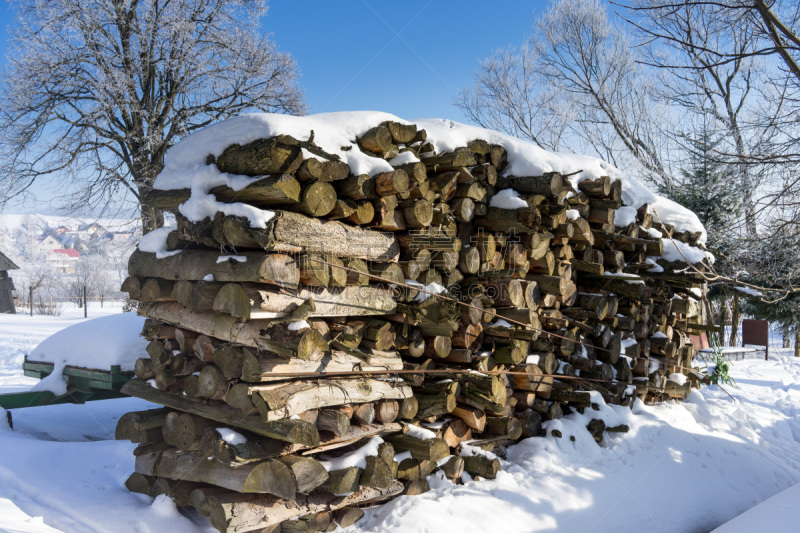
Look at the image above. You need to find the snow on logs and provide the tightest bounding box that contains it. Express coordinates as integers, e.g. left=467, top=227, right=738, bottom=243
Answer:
left=119, top=112, right=710, bottom=532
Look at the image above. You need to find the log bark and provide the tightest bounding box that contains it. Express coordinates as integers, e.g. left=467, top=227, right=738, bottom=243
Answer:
left=214, top=212, right=399, bottom=261
left=358, top=126, right=393, bottom=155
left=115, top=408, right=170, bottom=442
left=129, top=250, right=299, bottom=287
left=374, top=170, right=410, bottom=197
left=384, top=435, right=449, bottom=462
left=213, top=136, right=303, bottom=175
left=477, top=207, right=540, bottom=233
left=461, top=454, right=500, bottom=479
left=214, top=283, right=398, bottom=320
left=146, top=174, right=302, bottom=210
left=506, top=174, right=562, bottom=196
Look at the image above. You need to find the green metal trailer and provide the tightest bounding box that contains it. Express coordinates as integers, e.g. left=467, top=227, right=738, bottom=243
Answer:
left=0, top=356, right=134, bottom=410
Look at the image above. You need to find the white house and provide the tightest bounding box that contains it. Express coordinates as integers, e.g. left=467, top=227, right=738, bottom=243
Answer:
left=37, top=235, right=64, bottom=253
left=46, top=248, right=80, bottom=274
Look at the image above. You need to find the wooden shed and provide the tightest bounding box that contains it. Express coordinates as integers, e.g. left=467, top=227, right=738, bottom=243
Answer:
left=0, top=250, right=19, bottom=314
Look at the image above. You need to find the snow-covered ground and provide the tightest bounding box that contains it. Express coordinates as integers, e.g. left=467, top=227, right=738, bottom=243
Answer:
left=1, top=307, right=799, bottom=533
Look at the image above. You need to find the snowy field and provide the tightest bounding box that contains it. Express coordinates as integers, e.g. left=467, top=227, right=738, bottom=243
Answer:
left=1, top=307, right=800, bottom=533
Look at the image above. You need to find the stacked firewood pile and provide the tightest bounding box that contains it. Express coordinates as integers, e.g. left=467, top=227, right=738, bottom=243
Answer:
left=117, top=118, right=709, bottom=532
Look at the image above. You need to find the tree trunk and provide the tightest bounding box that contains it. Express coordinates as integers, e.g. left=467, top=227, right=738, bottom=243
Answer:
left=718, top=296, right=728, bottom=347
left=795, top=325, right=799, bottom=358
left=729, top=291, right=740, bottom=347
left=782, top=323, right=790, bottom=348
left=139, top=184, right=165, bottom=234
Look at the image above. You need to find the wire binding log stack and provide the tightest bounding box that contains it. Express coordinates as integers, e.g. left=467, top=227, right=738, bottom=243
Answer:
left=117, top=116, right=710, bottom=532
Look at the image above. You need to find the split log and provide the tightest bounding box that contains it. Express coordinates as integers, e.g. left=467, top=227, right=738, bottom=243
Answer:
left=121, top=379, right=319, bottom=446
left=352, top=403, right=376, bottom=425
left=278, top=456, right=329, bottom=494
left=322, top=467, right=362, bottom=495
left=137, top=303, right=328, bottom=358
left=451, top=404, right=486, bottom=432
left=250, top=379, right=413, bottom=420
left=120, top=276, right=142, bottom=300
left=316, top=409, right=351, bottom=437
left=136, top=449, right=297, bottom=499
left=360, top=456, right=395, bottom=489
left=241, top=350, right=403, bottom=383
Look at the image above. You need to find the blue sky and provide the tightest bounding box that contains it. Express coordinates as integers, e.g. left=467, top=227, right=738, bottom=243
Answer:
left=0, top=1, right=544, bottom=214
left=264, top=1, right=542, bottom=120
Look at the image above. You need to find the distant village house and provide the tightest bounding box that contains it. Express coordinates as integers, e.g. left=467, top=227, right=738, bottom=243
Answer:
left=37, top=234, right=64, bottom=253
left=47, top=248, right=80, bottom=274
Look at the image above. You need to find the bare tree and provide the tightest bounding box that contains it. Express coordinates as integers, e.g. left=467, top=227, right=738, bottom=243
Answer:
left=456, top=45, right=573, bottom=151
left=628, top=1, right=766, bottom=236
left=92, top=255, right=117, bottom=307
left=459, top=0, right=798, bottom=243
left=620, top=1, right=800, bottom=86
left=0, top=0, right=305, bottom=233
left=456, top=0, right=673, bottom=188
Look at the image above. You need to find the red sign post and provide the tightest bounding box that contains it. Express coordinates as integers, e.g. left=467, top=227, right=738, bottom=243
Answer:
left=742, top=319, right=769, bottom=360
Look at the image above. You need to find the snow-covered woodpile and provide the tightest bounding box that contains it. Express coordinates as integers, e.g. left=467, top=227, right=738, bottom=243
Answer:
left=116, top=112, right=711, bottom=532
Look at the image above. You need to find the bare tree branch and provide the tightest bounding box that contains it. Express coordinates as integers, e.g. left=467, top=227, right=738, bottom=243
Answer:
left=0, top=0, right=306, bottom=232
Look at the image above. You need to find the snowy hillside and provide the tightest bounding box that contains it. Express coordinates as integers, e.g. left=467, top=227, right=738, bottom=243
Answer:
left=1, top=308, right=799, bottom=532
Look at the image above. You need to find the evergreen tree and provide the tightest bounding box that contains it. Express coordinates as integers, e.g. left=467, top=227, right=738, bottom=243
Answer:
left=660, top=130, right=743, bottom=271
left=659, top=127, right=745, bottom=344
